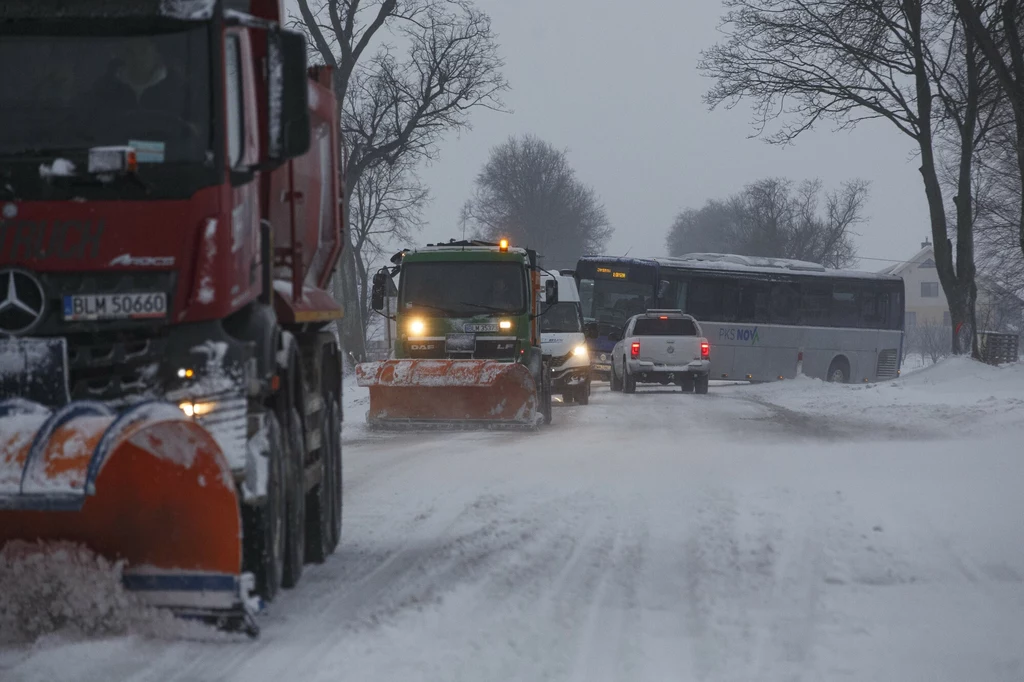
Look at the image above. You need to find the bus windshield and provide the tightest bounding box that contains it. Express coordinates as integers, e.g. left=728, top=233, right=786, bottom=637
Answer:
left=578, top=278, right=655, bottom=328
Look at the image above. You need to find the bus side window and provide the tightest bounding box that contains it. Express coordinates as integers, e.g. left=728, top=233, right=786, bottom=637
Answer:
left=720, top=281, right=740, bottom=322
left=831, top=285, right=860, bottom=328
left=738, top=280, right=771, bottom=323
left=859, top=286, right=886, bottom=329
left=688, top=278, right=721, bottom=321
left=771, top=282, right=800, bottom=324
left=800, top=282, right=831, bottom=326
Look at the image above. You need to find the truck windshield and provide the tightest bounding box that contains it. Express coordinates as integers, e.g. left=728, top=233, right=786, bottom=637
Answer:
left=400, top=262, right=527, bottom=317
left=0, top=28, right=211, bottom=164
left=541, top=302, right=582, bottom=333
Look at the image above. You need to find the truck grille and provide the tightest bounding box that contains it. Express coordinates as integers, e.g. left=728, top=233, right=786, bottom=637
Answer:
left=549, top=349, right=574, bottom=367
left=66, top=330, right=169, bottom=401
left=25, top=271, right=177, bottom=401
left=404, top=337, right=517, bottom=360
left=876, top=349, right=898, bottom=379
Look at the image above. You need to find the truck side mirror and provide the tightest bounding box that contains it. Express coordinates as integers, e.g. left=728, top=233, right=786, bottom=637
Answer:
left=370, top=271, right=388, bottom=312
left=658, top=279, right=670, bottom=299
left=608, top=330, right=621, bottom=342
left=584, top=321, right=599, bottom=339
left=544, top=279, right=559, bottom=305
left=263, top=28, right=311, bottom=167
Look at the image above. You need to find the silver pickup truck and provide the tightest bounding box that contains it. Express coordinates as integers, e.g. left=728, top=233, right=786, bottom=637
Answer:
left=608, top=310, right=711, bottom=394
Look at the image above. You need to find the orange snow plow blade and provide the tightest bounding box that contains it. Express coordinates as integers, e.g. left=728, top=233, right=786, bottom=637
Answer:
left=355, top=359, right=540, bottom=429
left=0, top=399, right=257, bottom=634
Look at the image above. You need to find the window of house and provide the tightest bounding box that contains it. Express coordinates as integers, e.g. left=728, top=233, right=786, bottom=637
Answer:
left=919, top=258, right=936, bottom=269
left=921, top=281, right=940, bottom=298
left=905, top=311, right=917, bottom=328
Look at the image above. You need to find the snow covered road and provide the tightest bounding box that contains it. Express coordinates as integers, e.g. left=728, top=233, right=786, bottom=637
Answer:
left=2, top=361, right=1024, bottom=681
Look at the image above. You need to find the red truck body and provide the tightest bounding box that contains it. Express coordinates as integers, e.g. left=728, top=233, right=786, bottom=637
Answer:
left=0, top=0, right=346, bottom=634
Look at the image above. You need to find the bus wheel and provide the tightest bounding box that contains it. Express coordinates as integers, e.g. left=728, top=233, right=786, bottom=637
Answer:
left=827, top=357, right=850, bottom=384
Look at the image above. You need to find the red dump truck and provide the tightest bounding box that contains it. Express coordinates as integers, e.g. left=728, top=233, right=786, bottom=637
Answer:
left=0, top=0, right=344, bottom=636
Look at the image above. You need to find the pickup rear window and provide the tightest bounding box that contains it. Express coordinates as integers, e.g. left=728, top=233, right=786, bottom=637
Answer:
left=632, top=318, right=697, bottom=336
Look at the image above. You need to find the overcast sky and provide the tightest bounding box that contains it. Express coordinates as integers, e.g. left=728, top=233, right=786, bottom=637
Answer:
left=287, top=0, right=934, bottom=271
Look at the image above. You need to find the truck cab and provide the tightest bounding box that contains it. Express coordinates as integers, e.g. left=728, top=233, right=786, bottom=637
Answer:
left=361, top=238, right=557, bottom=427
left=540, top=274, right=592, bottom=404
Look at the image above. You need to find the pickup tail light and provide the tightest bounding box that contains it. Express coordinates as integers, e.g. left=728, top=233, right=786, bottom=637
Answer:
left=630, top=341, right=640, bottom=358
left=700, top=341, right=710, bottom=358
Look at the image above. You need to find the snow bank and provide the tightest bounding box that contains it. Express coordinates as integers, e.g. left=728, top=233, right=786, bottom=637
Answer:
left=0, top=542, right=146, bottom=643
left=0, top=542, right=234, bottom=645
left=734, top=357, right=1024, bottom=437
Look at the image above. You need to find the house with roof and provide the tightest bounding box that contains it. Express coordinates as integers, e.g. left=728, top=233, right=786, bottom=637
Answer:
left=881, top=239, right=1024, bottom=334
left=878, top=239, right=949, bottom=329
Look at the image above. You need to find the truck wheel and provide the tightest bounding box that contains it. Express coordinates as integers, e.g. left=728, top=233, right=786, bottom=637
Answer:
left=623, top=361, right=636, bottom=394
left=281, top=404, right=306, bottom=588
left=542, top=367, right=553, bottom=424
left=610, top=363, right=622, bottom=391
left=576, top=381, right=591, bottom=405
left=306, top=395, right=342, bottom=562
left=695, top=374, right=710, bottom=394
left=561, top=392, right=574, bottom=405
left=243, top=410, right=286, bottom=603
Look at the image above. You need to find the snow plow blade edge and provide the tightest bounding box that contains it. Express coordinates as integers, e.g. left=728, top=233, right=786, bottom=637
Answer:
left=0, top=399, right=255, bottom=630
left=355, top=359, right=540, bottom=429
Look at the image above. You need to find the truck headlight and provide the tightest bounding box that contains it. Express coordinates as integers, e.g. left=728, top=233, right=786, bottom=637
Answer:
left=409, top=318, right=425, bottom=336
left=179, top=401, right=216, bottom=418
left=573, top=344, right=588, bottom=357
left=499, top=319, right=513, bottom=330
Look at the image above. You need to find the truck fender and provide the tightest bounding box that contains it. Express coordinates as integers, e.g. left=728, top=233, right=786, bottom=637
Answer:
left=223, top=303, right=281, bottom=395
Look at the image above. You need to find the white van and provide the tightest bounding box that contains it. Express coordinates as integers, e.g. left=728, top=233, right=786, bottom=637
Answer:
left=540, top=273, right=592, bottom=404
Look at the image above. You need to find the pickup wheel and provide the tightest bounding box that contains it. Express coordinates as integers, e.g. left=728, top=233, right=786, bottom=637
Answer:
left=694, top=374, right=710, bottom=395
left=623, top=361, right=637, bottom=394
left=609, top=362, right=622, bottom=391
left=679, top=375, right=695, bottom=393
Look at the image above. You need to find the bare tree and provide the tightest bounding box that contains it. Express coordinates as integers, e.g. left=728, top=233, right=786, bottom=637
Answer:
left=952, top=0, right=1024, bottom=261
left=908, top=319, right=953, bottom=363
left=699, top=1, right=1005, bottom=356
left=293, top=0, right=508, bottom=361
left=350, top=158, right=429, bottom=336
left=666, top=177, right=864, bottom=268
left=462, top=135, right=613, bottom=269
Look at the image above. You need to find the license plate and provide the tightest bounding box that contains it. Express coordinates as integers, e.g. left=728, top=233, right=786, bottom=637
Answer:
left=0, top=337, right=70, bottom=406
left=464, top=323, right=498, bottom=333
left=446, top=333, right=476, bottom=353
left=63, top=292, right=168, bottom=321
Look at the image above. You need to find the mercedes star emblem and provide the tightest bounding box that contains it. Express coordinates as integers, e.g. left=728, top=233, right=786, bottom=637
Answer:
left=0, top=269, right=46, bottom=335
